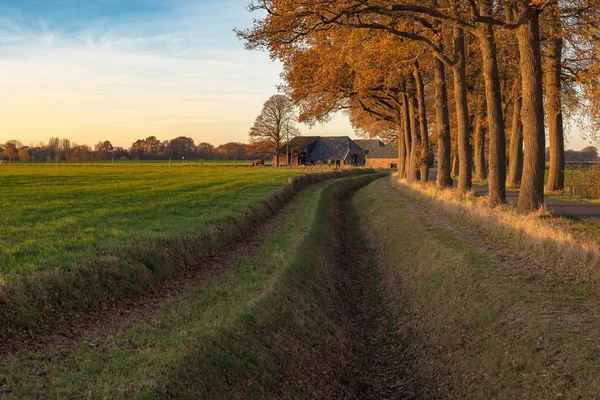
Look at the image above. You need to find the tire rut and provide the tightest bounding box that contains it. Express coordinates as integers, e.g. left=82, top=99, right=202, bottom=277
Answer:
left=333, top=186, right=418, bottom=400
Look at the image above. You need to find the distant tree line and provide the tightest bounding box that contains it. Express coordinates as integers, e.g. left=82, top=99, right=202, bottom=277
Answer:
left=546, top=146, right=599, bottom=162
left=0, top=136, right=274, bottom=162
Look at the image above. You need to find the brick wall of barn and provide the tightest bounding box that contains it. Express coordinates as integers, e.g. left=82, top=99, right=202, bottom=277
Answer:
left=366, top=158, right=398, bottom=169
left=277, top=154, right=301, bottom=166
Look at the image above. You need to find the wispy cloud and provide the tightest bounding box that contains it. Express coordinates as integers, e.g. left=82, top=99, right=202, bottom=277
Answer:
left=0, top=0, right=353, bottom=146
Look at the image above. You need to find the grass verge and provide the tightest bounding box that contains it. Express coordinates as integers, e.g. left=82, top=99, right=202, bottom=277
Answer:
left=393, top=176, right=600, bottom=286
left=0, top=168, right=377, bottom=341
left=356, top=178, right=600, bottom=397
left=0, top=173, right=383, bottom=398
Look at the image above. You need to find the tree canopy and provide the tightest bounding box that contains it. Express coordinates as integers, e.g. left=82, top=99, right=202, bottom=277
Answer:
left=249, top=94, right=300, bottom=166
left=238, top=0, right=600, bottom=212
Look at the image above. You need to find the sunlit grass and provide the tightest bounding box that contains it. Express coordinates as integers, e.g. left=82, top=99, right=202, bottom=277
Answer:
left=392, top=175, right=600, bottom=284
left=0, top=164, right=306, bottom=276
left=357, top=178, right=600, bottom=397
left=0, top=174, right=382, bottom=398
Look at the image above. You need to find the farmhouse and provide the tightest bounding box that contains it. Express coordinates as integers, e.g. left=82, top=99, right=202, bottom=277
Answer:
left=365, top=140, right=398, bottom=169
left=354, top=139, right=385, bottom=156
left=278, top=136, right=365, bottom=166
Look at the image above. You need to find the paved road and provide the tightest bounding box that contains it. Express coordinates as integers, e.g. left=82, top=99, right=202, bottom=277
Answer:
left=427, top=170, right=600, bottom=224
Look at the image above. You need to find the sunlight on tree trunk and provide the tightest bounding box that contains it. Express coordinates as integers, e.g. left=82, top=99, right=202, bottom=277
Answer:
left=507, top=94, right=524, bottom=188
left=477, top=0, right=506, bottom=206
left=517, top=9, right=546, bottom=212
left=433, top=45, right=452, bottom=189
left=452, top=24, right=472, bottom=193
left=473, top=109, right=487, bottom=182
left=545, top=5, right=565, bottom=193
left=413, top=62, right=429, bottom=183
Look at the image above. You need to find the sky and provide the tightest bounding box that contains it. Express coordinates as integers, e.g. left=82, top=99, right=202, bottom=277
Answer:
left=0, top=0, right=353, bottom=148
left=0, top=0, right=592, bottom=150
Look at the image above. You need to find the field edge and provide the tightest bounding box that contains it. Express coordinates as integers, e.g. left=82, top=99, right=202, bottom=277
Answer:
left=0, top=168, right=380, bottom=342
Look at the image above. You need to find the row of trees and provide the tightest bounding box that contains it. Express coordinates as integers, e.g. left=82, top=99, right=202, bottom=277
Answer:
left=239, top=0, right=600, bottom=212
left=1, top=137, right=274, bottom=163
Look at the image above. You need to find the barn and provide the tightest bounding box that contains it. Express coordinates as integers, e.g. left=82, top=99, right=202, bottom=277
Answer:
left=365, top=140, right=398, bottom=169
left=354, top=139, right=385, bottom=156
left=278, top=136, right=366, bottom=166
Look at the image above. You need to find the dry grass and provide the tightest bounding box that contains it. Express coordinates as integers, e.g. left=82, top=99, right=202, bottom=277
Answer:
left=391, top=175, right=600, bottom=285
left=356, top=178, right=600, bottom=397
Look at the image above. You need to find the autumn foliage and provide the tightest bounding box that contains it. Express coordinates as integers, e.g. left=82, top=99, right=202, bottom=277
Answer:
left=239, top=0, right=600, bottom=213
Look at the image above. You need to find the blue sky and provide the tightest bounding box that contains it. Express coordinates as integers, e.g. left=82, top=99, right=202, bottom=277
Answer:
left=0, top=0, right=590, bottom=149
left=0, top=0, right=352, bottom=147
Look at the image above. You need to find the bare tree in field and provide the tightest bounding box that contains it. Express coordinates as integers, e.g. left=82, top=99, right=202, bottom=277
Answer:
left=249, top=94, right=299, bottom=166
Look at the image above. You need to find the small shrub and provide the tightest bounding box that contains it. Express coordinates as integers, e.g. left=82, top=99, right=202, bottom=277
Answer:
left=579, top=166, right=600, bottom=199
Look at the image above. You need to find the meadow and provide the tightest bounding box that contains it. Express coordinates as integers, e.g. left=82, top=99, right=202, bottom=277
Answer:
left=0, top=164, right=304, bottom=277
left=0, top=174, right=385, bottom=398
left=19, top=159, right=271, bottom=166
left=4, top=169, right=600, bottom=397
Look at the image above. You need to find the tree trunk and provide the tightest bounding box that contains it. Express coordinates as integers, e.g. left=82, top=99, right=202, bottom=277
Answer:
left=477, top=1, right=506, bottom=206
left=452, top=25, right=472, bottom=192
left=452, top=155, right=459, bottom=177
left=413, top=62, right=429, bottom=183
left=507, top=93, right=524, bottom=187
left=433, top=44, right=453, bottom=188
left=402, top=91, right=412, bottom=179
left=396, top=110, right=406, bottom=179
left=516, top=8, right=546, bottom=212
left=473, top=109, right=487, bottom=181
left=544, top=5, right=565, bottom=192
left=407, top=90, right=421, bottom=182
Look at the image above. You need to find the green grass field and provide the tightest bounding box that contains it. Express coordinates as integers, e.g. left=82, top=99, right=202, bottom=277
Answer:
left=0, top=165, right=305, bottom=277
left=0, top=174, right=383, bottom=398
left=15, top=159, right=272, bottom=166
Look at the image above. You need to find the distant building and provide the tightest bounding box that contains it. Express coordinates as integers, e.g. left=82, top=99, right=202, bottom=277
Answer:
left=365, top=140, right=398, bottom=169
left=278, top=136, right=365, bottom=166
left=354, top=139, right=385, bottom=156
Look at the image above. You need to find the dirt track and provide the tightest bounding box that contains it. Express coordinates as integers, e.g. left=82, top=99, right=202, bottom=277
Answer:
left=10, top=174, right=598, bottom=398
left=330, top=185, right=419, bottom=399
left=2, top=174, right=413, bottom=399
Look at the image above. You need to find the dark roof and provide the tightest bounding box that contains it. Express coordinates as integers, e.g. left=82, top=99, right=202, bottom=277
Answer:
left=307, top=137, right=362, bottom=162
left=354, top=139, right=384, bottom=153
left=281, top=136, right=320, bottom=154
left=367, top=140, right=398, bottom=159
